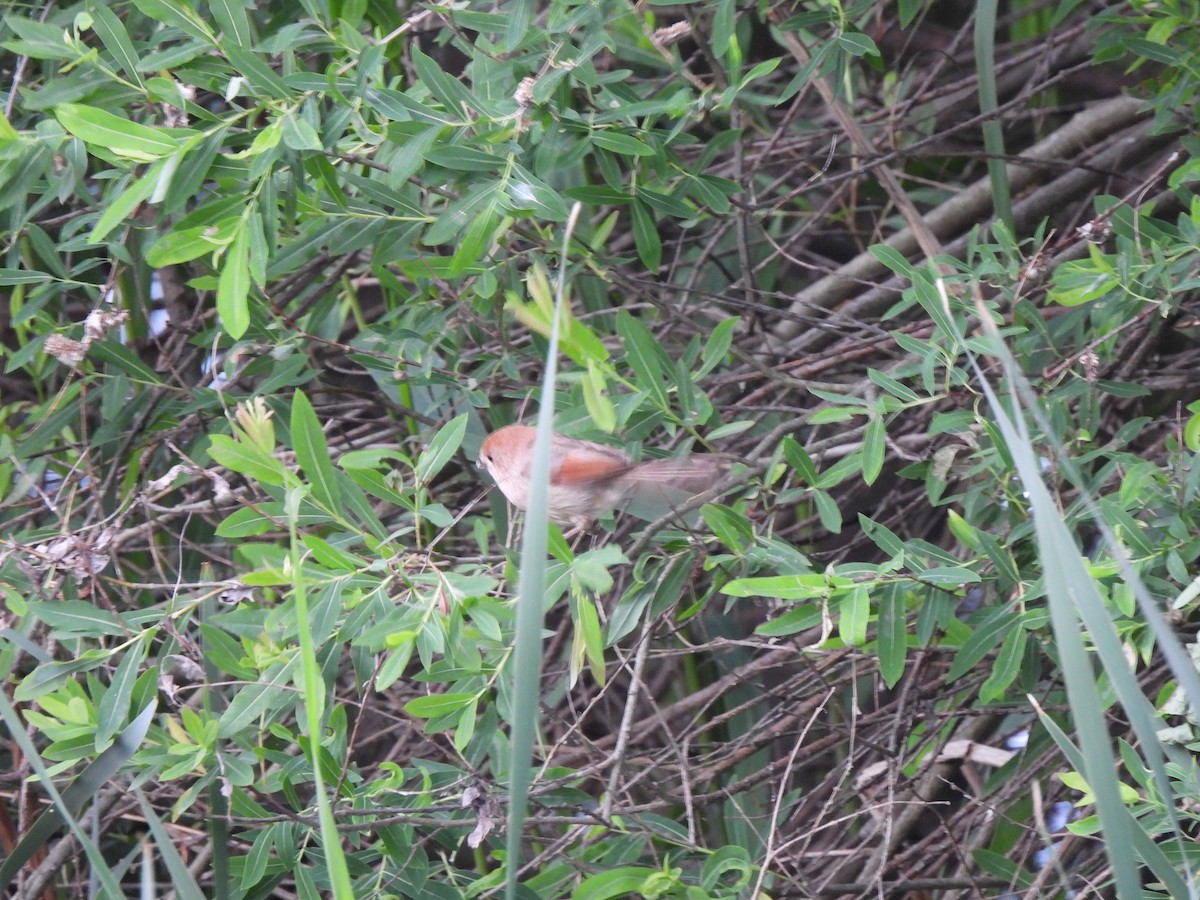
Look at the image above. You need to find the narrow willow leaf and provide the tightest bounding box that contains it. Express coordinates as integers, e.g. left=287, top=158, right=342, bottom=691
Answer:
left=616, top=311, right=670, bottom=410
left=877, top=585, right=907, bottom=687
left=946, top=606, right=1017, bottom=681
left=129, top=0, right=215, bottom=42
left=55, top=104, right=182, bottom=161
left=862, top=415, right=885, bottom=485
left=630, top=199, right=661, bottom=271
left=145, top=220, right=237, bottom=266
left=702, top=504, right=754, bottom=552
left=410, top=47, right=476, bottom=117
left=26, top=600, right=125, bottom=637
left=95, top=637, right=148, bottom=748
left=591, top=131, right=654, bottom=156
left=782, top=437, right=819, bottom=484
left=416, top=414, right=468, bottom=484
left=291, top=390, right=342, bottom=511
left=405, top=692, right=476, bottom=719
left=698, top=317, right=737, bottom=376
left=583, top=361, right=617, bottom=432
left=868, top=368, right=921, bottom=403
left=450, top=204, right=497, bottom=275
left=89, top=164, right=162, bottom=243
left=218, top=662, right=292, bottom=738
left=813, top=489, right=842, bottom=533
left=839, top=584, right=869, bottom=646
left=575, top=594, right=606, bottom=685
left=207, top=434, right=287, bottom=486
left=211, top=0, right=254, bottom=48
left=282, top=113, right=323, bottom=151
left=218, top=226, right=251, bottom=338
left=88, top=5, right=146, bottom=89
left=14, top=651, right=113, bottom=702
left=979, top=623, right=1026, bottom=702
left=226, top=45, right=293, bottom=98
left=503, top=0, right=532, bottom=50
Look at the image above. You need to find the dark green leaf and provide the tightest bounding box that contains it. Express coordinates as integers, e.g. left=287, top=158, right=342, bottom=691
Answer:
left=616, top=311, right=670, bottom=410
left=630, top=199, right=662, bottom=270
left=416, top=414, right=468, bottom=484
left=591, top=131, right=654, bottom=157
left=291, top=389, right=343, bottom=512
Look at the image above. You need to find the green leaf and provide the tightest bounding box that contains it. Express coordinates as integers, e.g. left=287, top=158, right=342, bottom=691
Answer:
left=698, top=317, right=737, bottom=376
left=877, top=585, right=907, bottom=687
left=630, top=199, right=661, bottom=271
left=919, top=566, right=981, bottom=585
left=869, top=243, right=915, bottom=278
left=145, top=220, right=237, bottom=266
left=415, top=414, right=468, bottom=484
left=207, top=434, right=287, bottom=486
left=405, top=692, right=476, bottom=719
left=424, top=145, right=504, bottom=171
left=868, top=368, right=921, bottom=403
left=755, top=604, right=823, bottom=637
left=27, top=601, right=126, bottom=637
left=574, top=594, right=606, bottom=686
left=14, top=652, right=113, bottom=702
left=410, top=47, right=476, bottom=117
left=226, top=45, right=293, bottom=98
left=738, top=57, right=782, bottom=89
left=979, top=623, right=1026, bottom=702
left=724, top=573, right=830, bottom=600
left=210, top=0, right=254, bottom=47
left=574, top=867, right=658, bottom=900
left=591, top=131, right=655, bottom=156
left=839, top=584, right=868, bottom=646
left=701, top=504, right=753, bottom=552
left=861, top=415, right=884, bottom=485
left=711, top=0, right=735, bottom=63
left=583, top=361, right=617, bottom=433
left=0, top=269, right=50, bottom=285
left=281, top=113, right=323, bottom=151
left=449, top=203, right=496, bottom=275
left=88, top=5, right=146, bottom=89
left=218, top=225, right=251, bottom=338
left=508, top=166, right=570, bottom=220
left=701, top=845, right=752, bottom=892
left=129, top=0, right=216, bottom=42
left=504, top=0, right=532, bottom=50
left=946, top=508, right=980, bottom=550
left=3, top=16, right=78, bottom=60
left=836, top=32, right=879, bottom=57
left=96, top=639, right=148, bottom=748
left=55, top=104, right=182, bottom=162
left=291, top=390, right=342, bottom=512
left=782, top=437, right=819, bottom=484
left=616, top=311, right=670, bottom=410
left=89, top=165, right=162, bottom=244
left=218, top=663, right=292, bottom=738
left=859, top=515, right=905, bottom=558
left=946, top=607, right=1018, bottom=681
left=216, top=505, right=280, bottom=537
left=813, top=489, right=842, bottom=533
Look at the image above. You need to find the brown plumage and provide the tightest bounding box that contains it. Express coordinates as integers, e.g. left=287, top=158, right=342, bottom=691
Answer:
left=477, top=424, right=726, bottom=530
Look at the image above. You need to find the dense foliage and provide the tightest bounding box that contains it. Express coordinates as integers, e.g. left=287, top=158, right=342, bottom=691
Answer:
left=2, top=0, right=1200, bottom=897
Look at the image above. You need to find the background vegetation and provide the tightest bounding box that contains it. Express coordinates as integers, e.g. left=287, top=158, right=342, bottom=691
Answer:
left=1, top=0, right=1199, bottom=897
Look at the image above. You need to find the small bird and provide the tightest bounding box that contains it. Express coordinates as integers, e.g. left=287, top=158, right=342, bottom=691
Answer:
left=477, top=424, right=727, bottom=531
